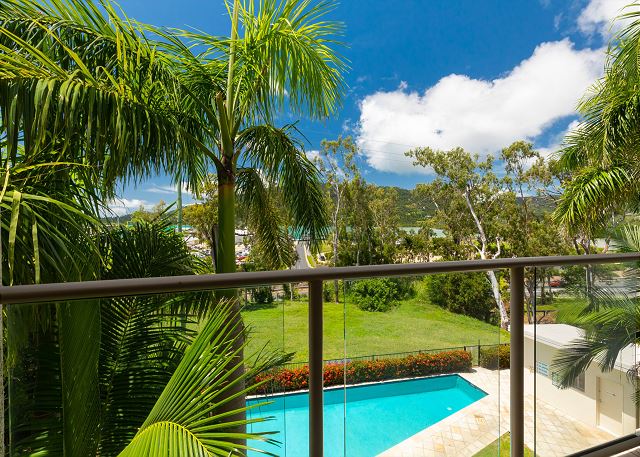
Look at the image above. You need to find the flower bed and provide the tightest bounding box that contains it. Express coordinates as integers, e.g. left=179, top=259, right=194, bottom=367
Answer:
left=252, top=350, right=472, bottom=395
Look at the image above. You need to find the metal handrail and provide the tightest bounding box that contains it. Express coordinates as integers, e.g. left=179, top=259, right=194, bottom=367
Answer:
left=1, top=253, right=639, bottom=305
left=3, top=253, right=640, bottom=457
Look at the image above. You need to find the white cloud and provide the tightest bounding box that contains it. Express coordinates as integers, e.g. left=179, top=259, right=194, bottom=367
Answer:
left=305, top=149, right=320, bottom=162
left=146, top=182, right=191, bottom=195
left=577, top=0, right=634, bottom=37
left=107, top=198, right=150, bottom=216
left=356, top=39, right=603, bottom=174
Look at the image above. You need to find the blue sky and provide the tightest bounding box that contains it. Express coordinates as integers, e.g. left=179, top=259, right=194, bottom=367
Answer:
left=110, top=0, right=627, bottom=215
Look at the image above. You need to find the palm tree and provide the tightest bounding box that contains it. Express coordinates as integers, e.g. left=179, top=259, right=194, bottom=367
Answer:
left=554, top=5, right=640, bottom=230
left=553, top=224, right=640, bottom=402
left=156, top=0, right=346, bottom=429
left=9, top=221, right=280, bottom=456
left=159, top=0, right=346, bottom=274
left=0, top=0, right=206, bottom=196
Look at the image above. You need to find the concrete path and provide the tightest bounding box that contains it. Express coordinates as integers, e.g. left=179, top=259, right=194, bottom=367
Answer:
left=380, top=367, right=614, bottom=457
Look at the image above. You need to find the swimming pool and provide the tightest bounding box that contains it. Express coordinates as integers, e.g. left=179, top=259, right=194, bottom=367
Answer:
left=247, top=374, right=486, bottom=456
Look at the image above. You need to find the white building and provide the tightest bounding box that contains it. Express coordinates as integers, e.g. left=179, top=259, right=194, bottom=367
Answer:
left=524, top=324, right=639, bottom=436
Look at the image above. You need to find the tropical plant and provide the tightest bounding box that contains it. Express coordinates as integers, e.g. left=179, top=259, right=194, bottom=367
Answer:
left=554, top=6, right=640, bottom=231
left=0, top=0, right=205, bottom=196
left=406, top=146, right=510, bottom=327
left=155, top=0, right=346, bottom=428
left=158, top=0, right=346, bottom=274
left=552, top=224, right=640, bottom=402
left=8, top=221, right=280, bottom=456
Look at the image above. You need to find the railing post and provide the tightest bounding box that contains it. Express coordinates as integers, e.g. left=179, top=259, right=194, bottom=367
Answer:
left=510, top=267, right=525, bottom=457
left=309, top=280, right=323, bottom=457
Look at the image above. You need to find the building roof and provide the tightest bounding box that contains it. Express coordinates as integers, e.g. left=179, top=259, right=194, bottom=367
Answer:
left=524, top=324, right=639, bottom=372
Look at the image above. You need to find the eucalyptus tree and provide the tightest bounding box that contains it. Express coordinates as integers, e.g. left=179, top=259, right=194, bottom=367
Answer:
left=406, top=146, right=510, bottom=327
left=314, top=136, right=358, bottom=299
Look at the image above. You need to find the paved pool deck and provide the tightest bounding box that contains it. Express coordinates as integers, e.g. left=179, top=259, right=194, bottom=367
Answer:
left=379, top=367, right=614, bottom=457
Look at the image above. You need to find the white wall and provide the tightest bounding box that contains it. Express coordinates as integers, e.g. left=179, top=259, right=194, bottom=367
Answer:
left=524, top=335, right=638, bottom=435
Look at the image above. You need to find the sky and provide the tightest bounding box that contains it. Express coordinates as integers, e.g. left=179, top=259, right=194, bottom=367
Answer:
left=110, top=0, right=633, bottom=215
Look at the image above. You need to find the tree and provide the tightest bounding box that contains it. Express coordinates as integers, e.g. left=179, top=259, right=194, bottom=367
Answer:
left=553, top=224, right=640, bottom=402
left=156, top=0, right=346, bottom=432
left=0, top=0, right=206, bottom=196
left=183, top=175, right=219, bottom=265
left=162, top=0, right=346, bottom=276
left=8, top=221, right=280, bottom=456
left=1, top=0, right=331, bottom=450
left=369, top=186, right=401, bottom=262
left=130, top=200, right=170, bottom=224
left=500, top=141, right=574, bottom=322
left=406, top=147, right=510, bottom=327
left=554, top=7, right=640, bottom=231
left=314, top=136, right=358, bottom=300
left=425, top=272, right=497, bottom=324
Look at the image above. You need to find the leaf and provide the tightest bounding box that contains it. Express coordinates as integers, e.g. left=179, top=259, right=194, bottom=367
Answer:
left=118, top=301, right=279, bottom=457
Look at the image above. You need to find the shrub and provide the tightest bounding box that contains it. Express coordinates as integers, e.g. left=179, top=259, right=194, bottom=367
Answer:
left=479, top=344, right=510, bottom=369
left=349, top=277, right=413, bottom=312
left=251, top=350, right=472, bottom=394
left=323, top=280, right=344, bottom=302
left=424, top=272, right=497, bottom=323
left=252, top=286, right=274, bottom=304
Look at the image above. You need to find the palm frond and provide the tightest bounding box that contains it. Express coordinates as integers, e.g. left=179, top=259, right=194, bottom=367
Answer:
left=238, top=123, right=329, bottom=250
left=118, top=301, right=279, bottom=457
left=553, top=165, right=632, bottom=231
left=57, top=299, right=101, bottom=457
left=0, top=0, right=207, bottom=192
left=236, top=167, right=294, bottom=269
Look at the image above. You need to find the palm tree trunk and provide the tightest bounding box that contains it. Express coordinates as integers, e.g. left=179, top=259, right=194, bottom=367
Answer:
left=217, top=178, right=236, bottom=274
left=216, top=170, right=246, bottom=445
left=176, top=175, right=183, bottom=233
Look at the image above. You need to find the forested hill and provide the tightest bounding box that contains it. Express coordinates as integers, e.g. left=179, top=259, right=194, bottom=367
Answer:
left=388, top=187, right=555, bottom=226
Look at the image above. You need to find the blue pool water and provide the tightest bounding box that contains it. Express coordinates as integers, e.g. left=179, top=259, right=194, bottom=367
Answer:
left=247, top=375, right=486, bottom=456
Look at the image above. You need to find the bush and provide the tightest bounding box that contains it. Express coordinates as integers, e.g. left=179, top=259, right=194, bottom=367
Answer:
left=323, top=280, right=344, bottom=302
left=424, top=272, right=497, bottom=323
left=349, top=278, right=414, bottom=312
left=479, top=344, right=510, bottom=369
left=252, top=286, right=274, bottom=304
left=251, top=350, right=472, bottom=394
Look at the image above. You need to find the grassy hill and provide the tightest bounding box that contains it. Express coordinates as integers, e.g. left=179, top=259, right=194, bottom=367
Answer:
left=242, top=294, right=508, bottom=363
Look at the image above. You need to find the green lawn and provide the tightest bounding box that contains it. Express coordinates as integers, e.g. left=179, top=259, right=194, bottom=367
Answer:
left=242, top=295, right=508, bottom=362
left=473, top=433, right=534, bottom=457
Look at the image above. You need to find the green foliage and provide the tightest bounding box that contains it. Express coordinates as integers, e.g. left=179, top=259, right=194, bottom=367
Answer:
left=349, top=278, right=413, bottom=312
left=553, top=8, right=640, bottom=232
left=8, top=222, right=277, bottom=456
left=474, top=433, right=534, bottom=457
left=252, top=287, right=274, bottom=305
left=424, top=273, right=497, bottom=324
left=479, top=344, right=510, bottom=370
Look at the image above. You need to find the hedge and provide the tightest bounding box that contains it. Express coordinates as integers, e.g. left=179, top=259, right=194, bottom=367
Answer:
left=252, top=350, right=472, bottom=395
left=479, top=344, right=510, bottom=369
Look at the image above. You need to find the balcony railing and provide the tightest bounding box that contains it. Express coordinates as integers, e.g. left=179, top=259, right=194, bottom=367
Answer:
left=2, top=253, right=640, bottom=457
